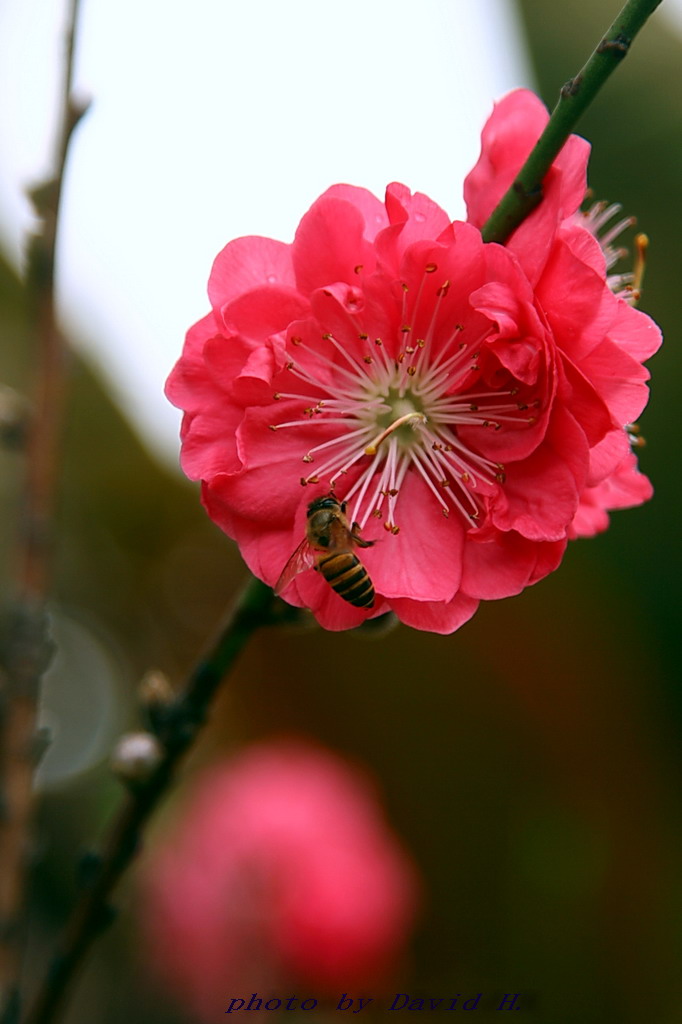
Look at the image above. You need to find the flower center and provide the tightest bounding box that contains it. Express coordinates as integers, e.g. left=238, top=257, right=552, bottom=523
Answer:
left=269, top=268, right=536, bottom=534
left=364, top=389, right=426, bottom=455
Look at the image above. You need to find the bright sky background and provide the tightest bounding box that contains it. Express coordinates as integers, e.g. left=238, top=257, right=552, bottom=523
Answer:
left=0, top=0, right=536, bottom=466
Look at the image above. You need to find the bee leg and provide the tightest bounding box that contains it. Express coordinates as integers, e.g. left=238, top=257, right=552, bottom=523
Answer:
left=351, top=525, right=375, bottom=548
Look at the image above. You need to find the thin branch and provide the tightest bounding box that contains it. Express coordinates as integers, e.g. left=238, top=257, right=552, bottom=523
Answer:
left=481, top=0, right=664, bottom=244
left=0, top=0, right=87, bottom=1020
left=22, top=577, right=284, bottom=1024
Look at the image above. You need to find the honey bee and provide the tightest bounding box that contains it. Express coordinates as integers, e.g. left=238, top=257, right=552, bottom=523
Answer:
left=275, top=495, right=375, bottom=608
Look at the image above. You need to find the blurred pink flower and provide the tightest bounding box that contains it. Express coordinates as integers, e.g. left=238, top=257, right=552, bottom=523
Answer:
left=141, top=742, right=419, bottom=1021
left=167, top=89, right=660, bottom=634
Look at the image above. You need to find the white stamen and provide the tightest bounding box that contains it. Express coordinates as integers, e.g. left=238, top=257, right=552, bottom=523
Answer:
left=322, top=332, right=368, bottom=375
left=305, top=424, right=377, bottom=459
left=269, top=265, right=537, bottom=532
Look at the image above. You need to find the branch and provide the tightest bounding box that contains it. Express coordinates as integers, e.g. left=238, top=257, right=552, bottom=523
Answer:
left=481, top=0, right=664, bottom=244
left=0, top=1, right=88, bottom=1020
left=22, top=577, right=287, bottom=1024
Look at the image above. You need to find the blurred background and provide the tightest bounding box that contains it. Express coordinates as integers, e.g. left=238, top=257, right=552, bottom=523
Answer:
left=1, top=0, right=680, bottom=1021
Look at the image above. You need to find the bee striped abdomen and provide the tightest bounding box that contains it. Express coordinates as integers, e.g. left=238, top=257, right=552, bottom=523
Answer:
left=318, top=552, right=375, bottom=608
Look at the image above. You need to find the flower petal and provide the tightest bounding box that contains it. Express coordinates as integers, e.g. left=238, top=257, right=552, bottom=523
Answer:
left=389, top=592, right=479, bottom=635
left=570, top=448, right=653, bottom=538
left=461, top=530, right=565, bottom=600
left=293, top=195, right=377, bottom=295
left=219, top=286, right=310, bottom=343
left=465, top=89, right=590, bottom=284
left=166, top=313, right=226, bottom=412
left=490, top=405, right=586, bottom=541
left=208, top=236, right=296, bottom=309
left=322, top=184, right=390, bottom=241
left=607, top=299, right=663, bottom=362
left=363, top=472, right=465, bottom=603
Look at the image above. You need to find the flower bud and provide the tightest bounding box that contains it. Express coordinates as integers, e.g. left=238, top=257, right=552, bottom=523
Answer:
left=138, top=668, right=174, bottom=709
left=138, top=669, right=175, bottom=735
left=111, top=731, right=163, bottom=785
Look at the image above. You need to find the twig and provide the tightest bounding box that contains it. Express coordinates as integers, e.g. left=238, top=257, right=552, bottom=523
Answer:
left=0, top=1, right=87, bottom=1021
left=22, top=577, right=282, bottom=1024
left=481, top=0, right=664, bottom=244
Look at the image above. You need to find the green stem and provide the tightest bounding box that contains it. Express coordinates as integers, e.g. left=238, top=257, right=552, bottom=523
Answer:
left=22, top=577, right=282, bottom=1024
left=481, top=0, right=664, bottom=244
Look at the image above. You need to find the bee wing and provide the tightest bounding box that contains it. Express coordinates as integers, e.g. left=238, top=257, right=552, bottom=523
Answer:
left=274, top=538, right=318, bottom=595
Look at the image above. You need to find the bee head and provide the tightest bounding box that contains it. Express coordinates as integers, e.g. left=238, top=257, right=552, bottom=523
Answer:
left=307, top=495, right=344, bottom=518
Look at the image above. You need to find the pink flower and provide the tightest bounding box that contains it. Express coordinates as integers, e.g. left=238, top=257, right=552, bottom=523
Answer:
left=141, top=742, right=419, bottom=1021
left=167, top=89, right=660, bottom=634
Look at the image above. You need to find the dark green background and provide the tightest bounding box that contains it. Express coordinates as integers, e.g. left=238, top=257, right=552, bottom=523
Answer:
left=1, top=1, right=680, bottom=1021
